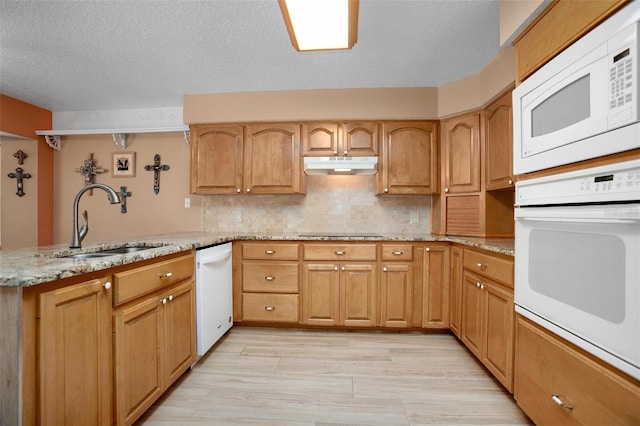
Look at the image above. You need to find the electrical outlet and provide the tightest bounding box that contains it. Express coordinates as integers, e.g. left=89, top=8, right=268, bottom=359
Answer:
left=184, top=197, right=191, bottom=208
left=410, top=210, right=419, bottom=224
left=234, top=209, right=243, bottom=223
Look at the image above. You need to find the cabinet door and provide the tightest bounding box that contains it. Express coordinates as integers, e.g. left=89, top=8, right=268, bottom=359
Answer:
left=483, top=281, right=514, bottom=391
left=302, top=122, right=340, bottom=156
left=449, top=246, right=463, bottom=337
left=461, top=271, right=484, bottom=358
left=341, top=263, right=377, bottom=327
left=302, top=263, right=340, bottom=326
left=380, top=263, right=413, bottom=328
left=341, top=122, right=378, bottom=156
left=443, top=112, right=481, bottom=194
left=378, top=121, right=438, bottom=195
left=38, top=277, right=112, bottom=426
left=422, top=245, right=450, bottom=329
left=485, top=91, right=514, bottom=191
left=190, top=125, right=243, bottom=194
left=114, top=296, right=164, bottom=426
left=163, top=280, right=196, bottom=386
left=244, top=123, right=303, bottom=194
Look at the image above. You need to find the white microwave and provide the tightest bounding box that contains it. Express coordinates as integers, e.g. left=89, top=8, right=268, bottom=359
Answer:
left=513, top=2, right=640, bottom=175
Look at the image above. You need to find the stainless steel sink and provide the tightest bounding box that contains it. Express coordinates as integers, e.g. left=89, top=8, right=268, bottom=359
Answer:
left=57, top=245, right=158, bottom=259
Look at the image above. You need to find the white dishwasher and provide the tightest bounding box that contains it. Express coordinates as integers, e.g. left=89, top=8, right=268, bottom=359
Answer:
left=195, top=242, right=233, bottom=358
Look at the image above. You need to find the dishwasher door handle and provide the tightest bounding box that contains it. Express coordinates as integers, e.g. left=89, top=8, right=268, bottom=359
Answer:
left=199, top=248, right=232, bottom=265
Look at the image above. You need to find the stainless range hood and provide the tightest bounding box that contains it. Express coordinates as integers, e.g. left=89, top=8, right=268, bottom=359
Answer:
left=303, top=156, right=378, bottom=175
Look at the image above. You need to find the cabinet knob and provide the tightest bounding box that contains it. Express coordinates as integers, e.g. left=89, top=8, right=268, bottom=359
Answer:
left=384, top=188, right=388, bottom=193
left=341, top=266, right=346, bottom=271
left=159, top=272, right=173, bottom=278
left=265, top=306, right=276, bottom=311
left=161, top=298, right=167, bottom=305
left=444, top=188, right=449, bottom=193
left=508, top=179, right=513, bottom=185
left=334, top=150, right=338, bottom=155
left=103, top=281, right=112, bottom=290
left=334, top=266, right=339, bottom=271
left=476, top=262, right=486, bottom=270
left=382, top=267, right=388, bottom=272
left=236, top=188, right=241, bottom=193
left=343, top=150, right=348, bottom=155
left=335, top=250, right=345, bottom=255
left=425, top=247, right=430, bottom=252
left=265, top=250, right=275, bottom=254
left=551, top=394, right=573, bottom=410
left=265, top=276, right=275, bottom=281
left=246, top=188, right=251, bottom=193
left=168, top=294, right=174, bottom=301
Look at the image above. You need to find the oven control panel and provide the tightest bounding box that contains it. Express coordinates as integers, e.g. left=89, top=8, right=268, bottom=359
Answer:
left=516, top=159, right=640, bottom=206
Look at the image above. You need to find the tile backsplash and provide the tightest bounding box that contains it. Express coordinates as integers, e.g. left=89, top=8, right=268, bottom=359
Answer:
left=202, top=176, right=430, bottom=234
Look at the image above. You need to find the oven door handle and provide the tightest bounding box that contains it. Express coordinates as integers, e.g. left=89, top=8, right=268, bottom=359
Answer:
left=516, top=217, right=640, bottom=224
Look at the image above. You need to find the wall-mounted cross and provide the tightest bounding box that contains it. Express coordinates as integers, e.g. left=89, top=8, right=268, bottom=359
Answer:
left=119, top=186, right=132, bottom=213
left=77, top=153, right=105, bottom=195
left=144, top=154, right=170, bottom=195
left=13, top=150, right=28, bottom=165
left=7, top=167, right=32, bottom=197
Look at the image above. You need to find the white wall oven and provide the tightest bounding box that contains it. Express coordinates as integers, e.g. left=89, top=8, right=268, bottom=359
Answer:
left=515, top=159, right=640, bottom=380
left=513, top=2, right=640, bottom=174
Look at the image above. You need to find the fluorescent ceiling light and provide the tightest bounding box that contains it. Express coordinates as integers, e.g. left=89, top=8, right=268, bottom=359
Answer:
left=279, top=0, right=359, bottom=51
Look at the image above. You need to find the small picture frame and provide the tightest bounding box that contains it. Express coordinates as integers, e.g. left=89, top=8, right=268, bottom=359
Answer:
left=111, top=151, right=136, bottom=177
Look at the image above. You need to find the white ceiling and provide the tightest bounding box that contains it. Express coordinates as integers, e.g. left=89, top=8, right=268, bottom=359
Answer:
left=0, top=0, right=500, bottom=113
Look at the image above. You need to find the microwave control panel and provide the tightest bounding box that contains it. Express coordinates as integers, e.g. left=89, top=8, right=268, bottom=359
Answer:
left=516, top=160, right=640, bottom=206
left=610, top=47, right=634, bottom=110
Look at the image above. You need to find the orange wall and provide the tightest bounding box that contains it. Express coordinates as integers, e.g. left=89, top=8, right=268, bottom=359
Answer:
left=0, top=94, right=54, bottom=245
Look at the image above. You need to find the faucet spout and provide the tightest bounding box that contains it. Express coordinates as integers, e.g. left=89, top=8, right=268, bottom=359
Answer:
left=70, top=183, right=121, bottom=248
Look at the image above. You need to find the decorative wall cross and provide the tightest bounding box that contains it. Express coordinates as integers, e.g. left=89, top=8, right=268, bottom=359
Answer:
left=77, top=153, right=105, bottom=194
left=144, top=154, right=170, bottom=195
left=13, top=150, right=28, bottom=165
left=8, top=167, right=32, bottom=197
left=119, top=186, right=132, bottom=213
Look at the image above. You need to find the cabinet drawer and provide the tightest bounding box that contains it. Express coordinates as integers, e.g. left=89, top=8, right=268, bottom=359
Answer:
left=464, top=249, right=513, bottom=287
left=242, top=243, right=300, bottom=260
left=113, top=253, right=194, bottom=306
left=303, top=244, right=377, bottom=261
left=515, top=316, right=640, bottom=425
left=242, top=293, right=299, bottom=323
left=380, top=244, right=413, bottom=261
left=242, top=263, right=299, bottom=293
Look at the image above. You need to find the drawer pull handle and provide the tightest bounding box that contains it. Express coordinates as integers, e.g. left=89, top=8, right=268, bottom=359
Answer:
left=335, top=251, right=345, bottom=255
left=160, top=272, right=173, bottom=278
left=103, top=281, right=112, bottom=290
left=265, top=250, right=275, bottom=255
left=265, top=276, right=276, bottom=281
left=392, top=251, right=403, bottom=256
left=265, top=306, right=276, bottom=311
left=476, top=262, right=486, bottom=270
left=551, top=394, right=573, bottom=410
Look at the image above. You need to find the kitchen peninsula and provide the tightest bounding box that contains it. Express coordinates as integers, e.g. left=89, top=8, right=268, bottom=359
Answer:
left=0, top=232, right=513, bottom=425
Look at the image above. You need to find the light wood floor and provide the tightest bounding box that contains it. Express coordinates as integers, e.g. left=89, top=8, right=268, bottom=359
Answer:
left=136, top=327, right=532, bottom=425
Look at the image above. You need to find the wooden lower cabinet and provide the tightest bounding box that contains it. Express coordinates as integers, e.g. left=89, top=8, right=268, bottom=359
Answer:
left=380, top=262, right=413, bottom=328
left=113, top=279, right=196, bottom=426
left=448, top=246, right=463, bottom=337
left=37, top=276, right=113, bottom=426
left=515, top=315, right=640, bottom=425
left=421, top=245, right=450, bottom=329
left=302, top=262, right=377, bottom=327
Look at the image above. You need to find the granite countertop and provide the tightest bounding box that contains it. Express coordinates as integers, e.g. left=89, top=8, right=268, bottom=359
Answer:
left=0, top=232, right=514, bottom=288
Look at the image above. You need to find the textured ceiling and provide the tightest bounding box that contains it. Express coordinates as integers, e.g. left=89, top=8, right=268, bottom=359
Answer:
left=0, top=0, right=500, bottom=113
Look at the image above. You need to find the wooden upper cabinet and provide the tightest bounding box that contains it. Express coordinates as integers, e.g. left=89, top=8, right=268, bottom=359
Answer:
left=485, top=90, right=514, bottom=191
left=443, top=112, right=481, bottom=194
left=302, top=122, right=378, bottom=157
left=190, top=125, right=243, bottom=194
left=245, top=123, right=304, bottom=194
left=191, top=123, right=305, bottom=195
left=513, top=0, right=629, bottom=82
left=377, top=121, right=438, bottom=195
